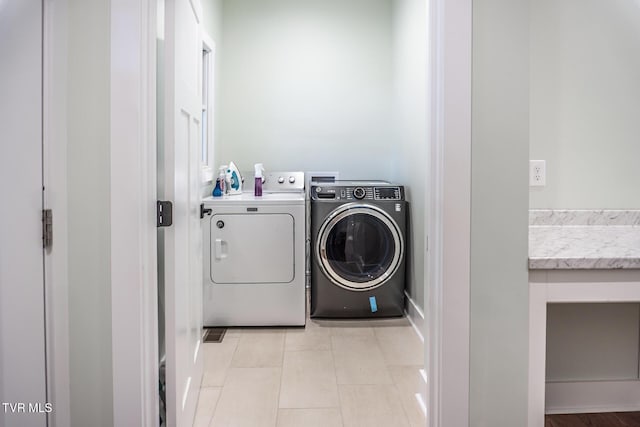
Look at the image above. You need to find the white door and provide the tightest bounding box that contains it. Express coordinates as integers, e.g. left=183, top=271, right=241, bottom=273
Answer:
left=0, top=1, right=48, bottom=427
left=210, top=214, right=295, bottom=284
left=162, top=0, right=204, bottom=425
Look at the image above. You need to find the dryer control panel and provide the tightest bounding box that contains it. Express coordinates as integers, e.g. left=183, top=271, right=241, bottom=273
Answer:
left=312, top=183, right=404, bottom=201
left=262, top=171, right=305, bottom=193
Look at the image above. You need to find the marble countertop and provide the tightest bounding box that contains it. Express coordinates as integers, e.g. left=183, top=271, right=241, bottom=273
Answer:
left=528, top=210, right=640, bottom=270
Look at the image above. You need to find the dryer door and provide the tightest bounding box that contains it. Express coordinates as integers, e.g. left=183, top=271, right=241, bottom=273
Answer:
left=317, top=203, right=403, bottom=291
left=211, top=213, right=295, bottom=284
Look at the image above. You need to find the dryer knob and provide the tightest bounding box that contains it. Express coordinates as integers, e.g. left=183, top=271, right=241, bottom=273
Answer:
left=288, top=176, right=296, bottom=184
left=278, top=176, right=285, bottom=184
left=353, top=187, right=366, bottom=200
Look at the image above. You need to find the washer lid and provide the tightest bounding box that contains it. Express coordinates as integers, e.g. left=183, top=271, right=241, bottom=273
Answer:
left=316, top=203, right=404, bottom=291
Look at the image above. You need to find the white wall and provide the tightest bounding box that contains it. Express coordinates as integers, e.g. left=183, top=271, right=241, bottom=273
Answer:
left=470, top=0, right=530, bottom=424
left=530, top=0, right=640, bottom=209
left=202, top=0, right=223, bottom=55
left=67, top=1, right=113, bottom=425
left=390, top=0, right=428, bottom=313
left=200, top=0, right=223, bottom=197
left=216, top=0, right=393, bottom=180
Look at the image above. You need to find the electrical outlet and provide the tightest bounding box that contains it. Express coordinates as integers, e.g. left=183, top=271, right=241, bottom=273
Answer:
left=530, top=160, right=546, bottom=186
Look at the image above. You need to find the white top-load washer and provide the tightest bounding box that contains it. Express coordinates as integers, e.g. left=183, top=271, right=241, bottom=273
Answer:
left=202, top=171, right=305, bottom=326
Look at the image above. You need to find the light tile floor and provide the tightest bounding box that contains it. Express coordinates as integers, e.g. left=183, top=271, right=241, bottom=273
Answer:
left=194, top=313, right=426, bottom=427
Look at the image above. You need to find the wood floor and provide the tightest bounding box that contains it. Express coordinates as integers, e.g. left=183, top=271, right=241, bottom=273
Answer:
left=545, top=412, right=640, bottom=427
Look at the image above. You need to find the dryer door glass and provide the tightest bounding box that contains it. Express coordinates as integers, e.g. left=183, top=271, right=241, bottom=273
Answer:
left=319, top=206, right=402, bottom=290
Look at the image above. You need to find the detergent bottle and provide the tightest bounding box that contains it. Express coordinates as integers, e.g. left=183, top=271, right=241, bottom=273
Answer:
left=212, top=178, right=223, bottom=197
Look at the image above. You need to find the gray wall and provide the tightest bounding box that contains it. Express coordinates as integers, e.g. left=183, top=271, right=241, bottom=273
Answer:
left=216, top=0, right=394, bottom=180
left=530, top=0, right=640, bottom=388
left=529, top=0, right=640, bottom=209
left=389, top=0, right=428, bottom=312
left=67, top=0, right=113, bottom=425
left=470, top=0, right=530, bottom=424
left=546, top=303, right=640, bottom=381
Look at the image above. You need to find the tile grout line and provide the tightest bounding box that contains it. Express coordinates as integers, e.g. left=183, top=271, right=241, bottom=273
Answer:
left=376, top=325, right=421, bottom=426
left=197, top=345, right=216, bottom=427
left=274, top=331, right=286, bottom=427
left=203, top=387, right=221, bottom=427
left=328, top=331, right=347, bottom=427
left=391, top=381, right=414, bottom=427
left=208, top=335, right=242, bottom=427
left=223, top=336, right=241, bottom=384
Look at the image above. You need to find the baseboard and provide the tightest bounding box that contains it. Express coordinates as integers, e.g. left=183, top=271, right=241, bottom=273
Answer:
left=416, top=368, right=427, bottom=416
left=546, top=380, right=640, bottom=414
left=404, top=291, right=427, bottom=414
left=404, top=291, right=425, bottom=343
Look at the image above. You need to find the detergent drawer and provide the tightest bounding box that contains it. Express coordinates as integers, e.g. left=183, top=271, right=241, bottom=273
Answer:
left=210, top=213, right=295, bottom=284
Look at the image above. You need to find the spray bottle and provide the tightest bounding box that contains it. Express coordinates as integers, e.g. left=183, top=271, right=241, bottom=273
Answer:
left=254, top=163, right=265, bottom=196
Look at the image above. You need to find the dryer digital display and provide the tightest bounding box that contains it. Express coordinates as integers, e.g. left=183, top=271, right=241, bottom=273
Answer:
left=374, top=187, right=401, bottom=200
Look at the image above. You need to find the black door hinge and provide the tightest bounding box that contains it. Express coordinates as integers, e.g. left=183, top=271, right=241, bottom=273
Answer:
left=200, top=203, right=212, bottom=219
left=43, top=209, right=53, bottom=249
left=157, top=201, right=173, bottom=227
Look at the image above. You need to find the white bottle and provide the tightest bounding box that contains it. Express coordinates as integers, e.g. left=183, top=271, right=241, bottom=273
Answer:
left=218, top=165, right=227, bottom=194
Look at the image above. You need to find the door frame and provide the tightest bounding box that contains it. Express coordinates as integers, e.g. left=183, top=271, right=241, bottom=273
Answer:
left=43, top=0, right=160, bottom=424
left=109, top=0, right=159, bottom=425
left=104, top=0, right=475, bottom=425
left=43, top=0, right=70, bottom=425
left=426, top=0, right=472, bottom=425
left=43, top=0, right=160, bottom=425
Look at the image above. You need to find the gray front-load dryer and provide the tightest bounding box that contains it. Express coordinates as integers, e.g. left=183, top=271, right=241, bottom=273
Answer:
left=310, top=181, right=407, bottom=318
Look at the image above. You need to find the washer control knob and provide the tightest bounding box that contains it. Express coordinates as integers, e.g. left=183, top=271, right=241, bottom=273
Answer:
left=278, top=176, right=285, bottom=184
left=316, top=187, right=322, bottom=193
left=353, top=187, right=366, bottom=200
left=288, top=176, right=296, bottom=184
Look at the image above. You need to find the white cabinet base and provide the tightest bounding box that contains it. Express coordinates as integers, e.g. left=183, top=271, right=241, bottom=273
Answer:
left=528, top=270, right=640, bottom=427
left=546, top=380, right=640, bottom=414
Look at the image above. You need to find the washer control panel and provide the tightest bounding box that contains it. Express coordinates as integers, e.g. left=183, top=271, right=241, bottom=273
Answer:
left=312, top=184, right=403, bottom=201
